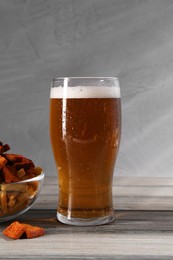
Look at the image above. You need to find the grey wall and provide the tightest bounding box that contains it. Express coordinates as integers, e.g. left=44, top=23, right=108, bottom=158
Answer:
left=0, top=0, right=173, bottom=177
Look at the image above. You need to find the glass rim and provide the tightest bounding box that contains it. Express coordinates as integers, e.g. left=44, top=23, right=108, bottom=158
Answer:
left=52, top=77, right=119, bottom=82
left=50, top=77, right=121, bottom=98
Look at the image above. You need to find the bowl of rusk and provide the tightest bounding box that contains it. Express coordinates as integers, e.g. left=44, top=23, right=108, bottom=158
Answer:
left=0, top=142, right=44, bottom=222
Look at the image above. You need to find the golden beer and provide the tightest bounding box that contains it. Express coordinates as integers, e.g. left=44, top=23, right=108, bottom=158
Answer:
left=50, top=78, right=121, bottom=226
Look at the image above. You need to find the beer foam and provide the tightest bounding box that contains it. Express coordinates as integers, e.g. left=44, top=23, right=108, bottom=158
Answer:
left=50, top=86, right=120, bottom=99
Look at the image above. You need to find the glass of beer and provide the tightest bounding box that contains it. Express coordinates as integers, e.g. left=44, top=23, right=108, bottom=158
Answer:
left=50, top=77, right=121, bottom=226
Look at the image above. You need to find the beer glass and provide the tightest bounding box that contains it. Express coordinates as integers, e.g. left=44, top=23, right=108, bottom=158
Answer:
left=50, top=77, right=121, bottom=226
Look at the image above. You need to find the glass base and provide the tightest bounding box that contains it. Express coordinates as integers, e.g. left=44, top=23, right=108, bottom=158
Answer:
left=57, top=212, right=115, bottom=226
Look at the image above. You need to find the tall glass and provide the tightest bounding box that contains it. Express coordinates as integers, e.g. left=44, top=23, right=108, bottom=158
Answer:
left=50, top=77, right=121, bottom=226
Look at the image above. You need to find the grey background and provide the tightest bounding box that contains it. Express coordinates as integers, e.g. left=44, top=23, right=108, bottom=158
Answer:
left=0, top=0, right=173, bottom=177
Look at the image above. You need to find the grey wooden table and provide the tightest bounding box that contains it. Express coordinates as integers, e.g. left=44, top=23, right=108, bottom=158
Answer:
left=1, top=176, right=173, bottom=259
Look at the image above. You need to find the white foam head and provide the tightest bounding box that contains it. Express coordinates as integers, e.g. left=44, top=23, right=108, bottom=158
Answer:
left=50, top=86, right=120, bottom=99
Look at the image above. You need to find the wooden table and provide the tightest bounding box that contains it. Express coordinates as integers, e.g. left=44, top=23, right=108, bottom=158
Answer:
left=1, top=176, right=173, bottom=259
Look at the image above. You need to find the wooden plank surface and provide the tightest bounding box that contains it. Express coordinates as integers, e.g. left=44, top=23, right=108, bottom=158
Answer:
left=1, top=176, right=173, bottom=259
left=32, top=176, right=173, bottom=210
